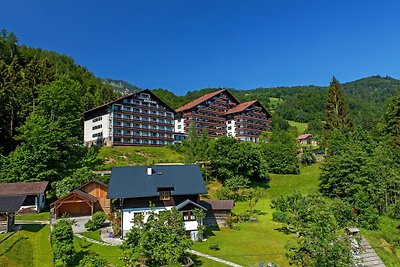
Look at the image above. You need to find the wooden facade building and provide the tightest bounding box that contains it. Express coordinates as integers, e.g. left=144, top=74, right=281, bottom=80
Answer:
left=51, top=179, right=110, bottom=218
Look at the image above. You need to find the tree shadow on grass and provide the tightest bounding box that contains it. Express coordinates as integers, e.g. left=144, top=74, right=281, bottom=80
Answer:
left=20, top=224, right=45, bottom=233
left=274, top=226, right=295, bottom=235
left=203, top=226, right=219, bottom=238
left=252, top=209, right=267, bottom=216
left=0, top=236, right=29, bottom=257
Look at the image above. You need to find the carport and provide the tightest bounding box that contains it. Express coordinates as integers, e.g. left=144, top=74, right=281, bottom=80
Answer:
left=51, top=190, right=97, bottom=219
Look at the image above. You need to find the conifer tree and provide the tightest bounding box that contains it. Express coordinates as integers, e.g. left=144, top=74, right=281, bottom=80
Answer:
left=325, top=77, right=352, bottom=132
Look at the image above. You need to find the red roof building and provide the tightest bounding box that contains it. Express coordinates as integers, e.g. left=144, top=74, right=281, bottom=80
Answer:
left=175, top=89, right=271, bottom=141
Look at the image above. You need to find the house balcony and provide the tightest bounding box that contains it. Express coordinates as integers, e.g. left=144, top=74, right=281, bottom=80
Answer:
left=234, top=114, right=271, bottom=123
left=185, top=119, right=225, bottom=127
left=184, top=113, right=226, bottom=121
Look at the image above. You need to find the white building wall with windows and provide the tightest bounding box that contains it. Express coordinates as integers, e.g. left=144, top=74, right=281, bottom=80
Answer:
left=174, top=118, right=186, bottom=133
left=226, top=119, right=236, bottom=137
left=84, top=113, right=111, bottom=143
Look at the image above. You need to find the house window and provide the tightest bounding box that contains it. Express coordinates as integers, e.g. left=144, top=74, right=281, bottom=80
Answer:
left=92, top=117, right=102, bottom=123
left=92, top=124, right=102, bottom=130
left=159, top=191, right=171, bottom=200
left=182, top=211, right=196, bottom=221
left=140, top=93, right=150, bottom=100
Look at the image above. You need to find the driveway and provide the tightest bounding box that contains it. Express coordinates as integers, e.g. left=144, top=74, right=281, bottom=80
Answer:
left=70, top=216, right=91, bottom=233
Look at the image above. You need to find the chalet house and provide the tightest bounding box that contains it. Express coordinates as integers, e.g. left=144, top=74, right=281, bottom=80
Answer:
left=0, top=195, right=26, bottom=233
left=51, top=179, right=110, bottom=218
left=0, top=181, right=48, bottom=212
left=175, top=89, right=272, bottom=142
left=297, top=133, right=318, bottom=146
left=108, top=164, right=233, bottom=241
left=83, top=89, right=176, bottom=147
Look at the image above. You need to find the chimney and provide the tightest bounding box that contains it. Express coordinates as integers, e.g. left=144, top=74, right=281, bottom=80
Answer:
left=147, top=167, right=153, bottom=176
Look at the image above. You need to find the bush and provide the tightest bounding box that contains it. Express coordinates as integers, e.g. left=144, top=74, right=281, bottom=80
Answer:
left=272, top=210, right=287, bottom=223
left=78, top=252, right=108, bottom=267
left=85, top=211, right=107, bottom=231
left=209, top=243, right=220, bottom=250
left=51, top=219, right=75, bottom=266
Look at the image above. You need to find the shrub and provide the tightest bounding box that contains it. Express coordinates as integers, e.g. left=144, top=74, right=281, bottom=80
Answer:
left=85, top=211, right=107, bottom=231
left=78, top=252, right=108, bottom=267
left=51, top=219, right=75, bottom=266
left=272, top=211, right=287, bottom=223
left=209, top=243, right=220, bottom=250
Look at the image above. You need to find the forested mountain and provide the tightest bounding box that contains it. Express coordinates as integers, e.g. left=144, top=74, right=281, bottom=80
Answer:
left=102, top=78, right=140, bottom=94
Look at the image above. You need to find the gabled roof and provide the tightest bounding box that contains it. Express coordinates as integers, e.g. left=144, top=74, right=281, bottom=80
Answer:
left=0, top=181, right=49, bottom=196
left=0, top=195, right=26, bottom=212
left=84, top=89, right=176, bottom=115
left=176, top=199, right=207, bottom=211
left=51, top=189, right=98, bottom=206
left=199, top=200, right=234, bottom=211
left=226, top=100, right=271, bottom=117
left=108, top=164, right=207, bottom=199
left=78, top=179, right=108, bottom=190
left=225, top=100, right=257, bottom=115
left=298, top=134, right=313, bottom=140
left=175, top=89, right=240, bottom=112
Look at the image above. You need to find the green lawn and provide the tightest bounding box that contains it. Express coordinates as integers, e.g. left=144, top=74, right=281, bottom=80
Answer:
left=288, top=120, right=308, bottom=134
left=268, top=163, right=321, bottom=198
left=98, top=146, right=185, bottom=170
left=80, top=230, right=103, bottom=242
left=194, top=164, right=322, bottom=266
left=0, top=225, right=53, bottom=267
left=193, top=199, right=294, bottom=266
left=16, top=212, right=50, bottom=221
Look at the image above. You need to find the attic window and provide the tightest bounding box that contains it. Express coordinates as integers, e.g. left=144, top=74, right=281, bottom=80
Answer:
left=140, top=93, right=150, bottom=100
left=159, top=191, right=171, bottom=200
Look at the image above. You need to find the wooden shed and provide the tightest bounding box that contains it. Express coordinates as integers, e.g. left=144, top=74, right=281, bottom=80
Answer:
left=0, top=195, right=26, bottom=233
left=51, top=179, right=110, bottom=218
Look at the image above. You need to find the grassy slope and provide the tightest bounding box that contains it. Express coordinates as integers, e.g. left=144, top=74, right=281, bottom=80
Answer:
left=16, top=212, right=50, bottom=221
left=288, top=120, right=308, bottom=134
left=194, top=164, right=321, bottom=266
left=98, top=146, right=186, bottom=170
left=0, top=225, right=53, bottom=267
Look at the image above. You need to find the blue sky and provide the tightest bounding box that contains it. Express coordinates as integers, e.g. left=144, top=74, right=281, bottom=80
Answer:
left=2, top=1, right=400, bottom=95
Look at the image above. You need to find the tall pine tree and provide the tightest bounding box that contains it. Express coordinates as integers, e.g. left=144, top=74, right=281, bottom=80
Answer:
left=325, top=77, right=352, bottom=132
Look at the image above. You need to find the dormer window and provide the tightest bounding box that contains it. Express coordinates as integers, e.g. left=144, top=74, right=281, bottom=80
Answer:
left=159, top=190, right=171, bottom=200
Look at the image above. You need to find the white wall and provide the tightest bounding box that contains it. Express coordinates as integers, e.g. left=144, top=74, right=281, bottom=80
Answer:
left=122, top=206, right=174, bottom=234
left=226, top=119, right=236, bottom=137
left=174, top=118, right=185, bottom=133
left=84, top=113, right=111, bottom=143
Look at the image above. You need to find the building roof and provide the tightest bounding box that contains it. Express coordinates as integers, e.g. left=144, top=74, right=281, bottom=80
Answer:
left=83, top=89, right=176, bottom=116
left=297, top=134, right=313, bottom=141
left=226, top=100, right=271, bottom=117
left=225, top=100, right=257, bottom=115
left=51, top=189, right=98, bottom=207
left=108, top=164, right=207, bottom=199
left=0, top=181, right=49, bottom=196
left=200, top=200, right=234, bottom=211
left=175, top=89, right=240, bottom=112
left=0, top=195, right=26, bottom=212
left=78, top=179, right=108, bottom=190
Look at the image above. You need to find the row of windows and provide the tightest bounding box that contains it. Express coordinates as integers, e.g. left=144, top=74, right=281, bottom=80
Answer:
left=92, top=124, right=102, bottom=130
left=113, top=104, right=173, bottom=117
left=92, top=132, right=103, bottom=138
left=114, top=130, right=173, bottom=138
left=113, top=138, right=173, bottom=145
left=114, top=121, right=173, bottom=130
left=113, top=114, right=173, bottom=124
left=92, top=117, right=102, bottom=123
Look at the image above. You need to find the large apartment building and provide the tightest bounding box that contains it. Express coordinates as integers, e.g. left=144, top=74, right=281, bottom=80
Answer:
left=175, top=89, right=271, bottom=142
left=84, top=90, right=175, bottom=146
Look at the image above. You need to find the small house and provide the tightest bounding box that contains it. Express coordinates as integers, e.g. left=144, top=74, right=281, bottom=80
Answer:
left=297, top=134, right=318, bottom=146
left=107, top=164, right=234, bottom=241
left=0, top=181, right=48, bottom=212
left=51, top=179, right=110, bottom=218
left=0, top=195, right=26, bottom=233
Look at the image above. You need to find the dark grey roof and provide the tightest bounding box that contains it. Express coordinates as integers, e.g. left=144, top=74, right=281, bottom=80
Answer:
left=108, top=164, right=207, bottom=199
left=200, top=200, right=234, bottom=211
left=0, top=195, right=26, bottom=212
